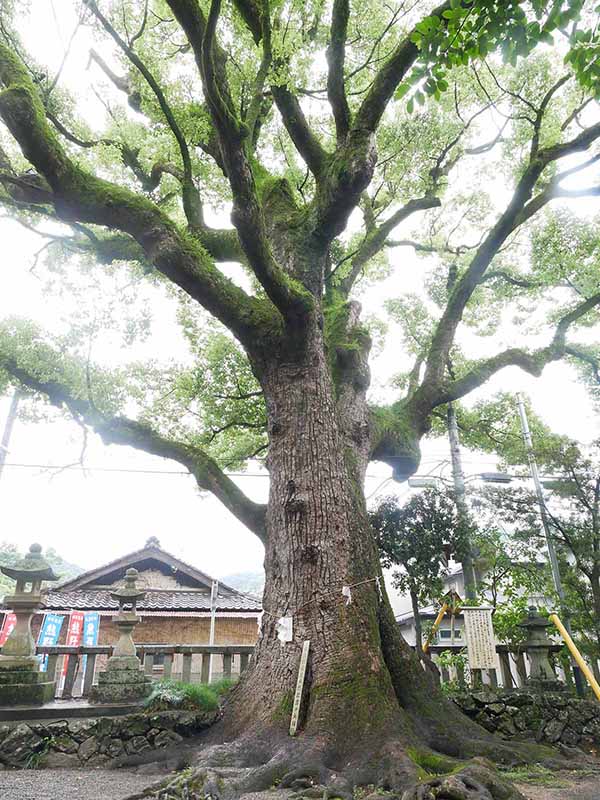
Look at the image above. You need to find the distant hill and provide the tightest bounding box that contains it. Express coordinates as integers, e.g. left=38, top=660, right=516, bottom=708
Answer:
left=221, top=570, right=264, bottom=599
left=0, top=542, right=83, bottom=596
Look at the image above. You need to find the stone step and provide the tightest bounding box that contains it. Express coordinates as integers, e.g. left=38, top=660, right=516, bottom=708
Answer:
left=0, top=700, right=142, bottom=722
left=0, top=680, right=54, bottom=706
left=0, top=669, right=42, bottom=686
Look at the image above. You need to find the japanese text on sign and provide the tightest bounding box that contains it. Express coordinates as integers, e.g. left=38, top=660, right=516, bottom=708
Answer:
left=462, top=606, right=497, bottom=670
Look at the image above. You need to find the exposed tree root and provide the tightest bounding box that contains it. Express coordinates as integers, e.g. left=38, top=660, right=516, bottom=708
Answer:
left=119, top=724, right=570, bottom=800
left=401, top=758, right=526, bottom=799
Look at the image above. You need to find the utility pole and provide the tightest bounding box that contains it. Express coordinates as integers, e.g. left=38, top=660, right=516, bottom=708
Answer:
left=447, top=403, right=478, bottom=603
left=0, top=388, right=21, bottom=484
left=516, top=393, right=585, bottom=696
left=207, top=579, right=219, bottom=684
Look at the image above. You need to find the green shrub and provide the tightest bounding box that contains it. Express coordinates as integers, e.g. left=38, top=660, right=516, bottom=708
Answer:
left=143, top=680, right=219, bottom=712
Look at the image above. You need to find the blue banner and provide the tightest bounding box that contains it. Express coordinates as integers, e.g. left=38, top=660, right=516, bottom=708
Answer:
left=81, top=612, right=100, bottom=675
left=37, top=613, right=65, bottom=671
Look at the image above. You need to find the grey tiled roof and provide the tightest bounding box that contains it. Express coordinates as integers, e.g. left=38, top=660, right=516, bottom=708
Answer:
left=42, top=589, right=261, bottom=613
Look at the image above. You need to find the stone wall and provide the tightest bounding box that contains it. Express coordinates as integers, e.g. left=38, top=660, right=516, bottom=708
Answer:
left=453, top=690, right=600, bottom=751
left=0, top=709, right=217, bottom=769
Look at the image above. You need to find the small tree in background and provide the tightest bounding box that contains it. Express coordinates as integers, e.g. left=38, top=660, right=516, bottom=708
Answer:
left=0, top=541, right=82, bottom=595
left=370, top=490, right=459, bottom=658
left=469, top=522, right=552, bottom=646
left=486, top=440, right=600, bottom=671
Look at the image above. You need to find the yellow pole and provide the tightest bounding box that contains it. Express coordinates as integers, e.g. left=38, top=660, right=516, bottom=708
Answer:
left=549, top=613, right=600, bottom=702
left=423, top=603, right=449, bottom=654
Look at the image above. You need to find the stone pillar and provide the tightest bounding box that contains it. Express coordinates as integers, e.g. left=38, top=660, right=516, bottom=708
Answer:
left=518, top=606, right=566, bottom=693
left=90, top=568, right=152, bottom=704
left=0, top=543, right=59, bottom=705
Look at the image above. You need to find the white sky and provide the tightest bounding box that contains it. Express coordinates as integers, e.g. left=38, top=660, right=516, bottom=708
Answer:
left=0, top=4, right=599, bottom=614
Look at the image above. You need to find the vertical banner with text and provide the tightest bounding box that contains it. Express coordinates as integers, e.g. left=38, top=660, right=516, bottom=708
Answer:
left=81, top=611, right=100, bottom=677
left=61, top=610, right=85, bottom=678
left=37, top=613, right=65, bottom=671
left=0, top=612, right=16, bottom=646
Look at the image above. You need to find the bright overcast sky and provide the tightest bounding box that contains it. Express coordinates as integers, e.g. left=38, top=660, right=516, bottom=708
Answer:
left=0, top=4, right=599, bottom=614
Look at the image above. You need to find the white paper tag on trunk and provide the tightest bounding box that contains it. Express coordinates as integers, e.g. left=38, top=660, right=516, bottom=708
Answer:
left=276, top=616, right=293, bottom=644
left=342, top=585, right=352, bottom=605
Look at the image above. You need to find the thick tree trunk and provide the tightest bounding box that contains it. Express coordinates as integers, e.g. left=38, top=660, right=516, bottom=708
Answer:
left=220, top=320, right=515, bottom=774
left=226, top=323, right=405, bottom=754
left=148, top=319, right=554, bottom=799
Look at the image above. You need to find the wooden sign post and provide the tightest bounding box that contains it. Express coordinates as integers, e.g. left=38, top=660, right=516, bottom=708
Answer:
left=289, top=640, right=310, bottom=736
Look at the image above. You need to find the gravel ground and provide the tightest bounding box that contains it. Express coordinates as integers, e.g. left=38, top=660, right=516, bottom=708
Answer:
left=0, top=768, right=154, bottom=800
left=1, top=769, right=599, bottom=800
left=515, top=776, right=600, bottom=800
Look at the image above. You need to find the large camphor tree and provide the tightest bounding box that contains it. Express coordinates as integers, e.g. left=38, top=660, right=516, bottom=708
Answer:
left=1, top=0, right=600, bottom=795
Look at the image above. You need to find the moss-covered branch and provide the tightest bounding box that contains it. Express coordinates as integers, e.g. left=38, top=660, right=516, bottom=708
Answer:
left=368, top=292, right=600, bottom=480
left=0, top=356, right=267, bottom=542
left=166, top=0, right=313, bottom=324
left=326, top=0, right=351, bottom=143
left=270, top=83, right=328, bottom=178
left=46, top=109, right=244, bottom=263
left=86, top=1, right=203, bottom=228
left=369, top=401, right=426, bottom=481
left=0, top=41, right=276, bottom=349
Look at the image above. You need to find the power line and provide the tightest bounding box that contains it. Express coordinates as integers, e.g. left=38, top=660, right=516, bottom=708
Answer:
left=1, top=463, right=248, bottom=476
left=0, top=462, right=401, bottom=480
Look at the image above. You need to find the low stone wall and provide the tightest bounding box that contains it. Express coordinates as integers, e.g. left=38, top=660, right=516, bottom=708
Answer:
left=453, top=689, right=600, bottom=751
left=0, top=709, right=217, bottom=769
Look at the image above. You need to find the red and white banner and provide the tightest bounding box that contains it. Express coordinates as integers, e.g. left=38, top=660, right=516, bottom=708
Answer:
left=0, top=612, right=16, bottom=646
left=61, top=611, right=84, bottom=676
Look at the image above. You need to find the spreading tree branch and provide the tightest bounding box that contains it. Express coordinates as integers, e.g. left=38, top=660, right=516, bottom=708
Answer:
left=337, top=195, right=441, bottom=295
left=353, top=1, right=451, bottom=135
left=245, top=0, right=272, bottom=146
left=270, top=82, right=328, bottom=177
left=226, top=0, right=327, bottom=175
left=530, top=74, right=570, bottom=159
left=86, top=1, right=203, bottom=227
left=436, top=293, right=600, bottom=404
left=327, top=0, right=351, bottom=143
left=43, top=112, right=246, bottom=263
left=0, top=356, right=267, bottom=542
left=86, top=47, right=141, bottom=110
left=416, top=117, right=600, bottom=404
left=314, top=2, right=454, bottom=243
left=166, top=0, right=312, bottom=323
left=0, top=42, right=273, bottom=349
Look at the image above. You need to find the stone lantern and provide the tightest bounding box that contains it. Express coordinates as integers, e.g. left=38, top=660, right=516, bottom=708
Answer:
left=0, top=543, right=59, bottom=705
left=90, top=568, right=152, bottom=704
left=518, top=606, right=565, bottom=693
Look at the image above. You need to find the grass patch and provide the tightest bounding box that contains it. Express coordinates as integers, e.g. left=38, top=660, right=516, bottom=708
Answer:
left=143, top=678, right=235, bottom=712
left=407, top=747, right=461, bottom=777
left=499, top=764, right=568, bottom=787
